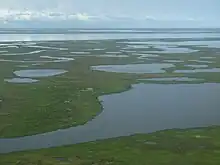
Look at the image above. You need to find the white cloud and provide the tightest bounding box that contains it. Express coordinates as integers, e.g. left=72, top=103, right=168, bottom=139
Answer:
left=71, top=13, right=90, bottom=21
left=0, top=9, right=205, bottom=25
left=0, top=9, right=150, bottom=22
left=0, top=0, right=218, bottom=28
left=0, top=9, right=95, bottom=22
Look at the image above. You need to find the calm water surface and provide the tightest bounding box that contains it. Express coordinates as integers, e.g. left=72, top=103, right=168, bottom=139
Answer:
left=185, top=64, right=209, bottom=68
left=139, top=77, right=203, bottom=82
left=174, top=68, right=220, bottom=73
left=4, top=78, right=39, bottom=83
left=91, top=64, right=174, bottom=74
left=1, top=83, right=220, bottom=153
left=1, top=33, right=220, bottom=42
left=149, top=45, right=196, bottom=54
left=1, top=29, right=220, bottom=154
left=14, top=69, right=67, bottom=78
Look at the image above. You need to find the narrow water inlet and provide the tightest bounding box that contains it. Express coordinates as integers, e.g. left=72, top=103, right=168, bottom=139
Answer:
left=1, top=83, right=220, bottom=154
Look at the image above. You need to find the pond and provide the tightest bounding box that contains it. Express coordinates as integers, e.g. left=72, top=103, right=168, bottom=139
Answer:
left=174, top=68, right=220, bottom=73
left=40, top=56, right=74, bottom=62
left=14, top=69, right=67, bottom=78
left=185, top=65, right=208, bottom=68
left=149, top=45, right=196, bottom=54
left=4, top=78, right=39, bottom=83
left=139, top=77, right=203, bottom=82
left=200, top=57, right=216, bottom=59
left=1, top=50, right=46, bottom=56
left=91, top=63, right=174, bottom=74
left=164, top=60, right=184, bottom=63
left=189, top=60, right=214, bottom=64
left=98, top=55, right=129, bottom=58
left=134, top=54, right=159, bottom=59
left=124, top=40, right=220, bottom=49
left=1, top=83, right=220, bottom=153
left=25, top=45, right=68, bottom=50
left=177, top=40, right=220, bottom=48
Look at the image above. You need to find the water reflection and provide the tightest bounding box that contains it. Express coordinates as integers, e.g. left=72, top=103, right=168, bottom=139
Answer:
left=1, top=33, right=220, bottom=42
left=1, top=83, right=220, bottom=153
left=149, top=45, right=196, bottom=54
left=185, top=65, right=208, bottom=68
left=40, top=56, right=74, bottom=62
left=4, top=78, right=39, bottom=83
left=189, top=60, right=214, bottom=64
left=14, top=69, right=67, bottom=78
left=91, top=63, right=174, bottom=74
left=174, top=68, right=220, bottom=73
left=139, top=77, right=204, bottom=82
left=0, top=50, right=46, bottom=56
left=164, top=60, right=184, bottom=63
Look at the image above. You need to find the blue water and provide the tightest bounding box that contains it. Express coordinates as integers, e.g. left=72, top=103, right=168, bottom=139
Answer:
left=174, top=68, right=220, bottom=73
left=14, top=69, right=67, bottom=78
left=139, top=77, right=203, bottom=82
left=4, top=78, right=39, bottom=83
left=1, top=83, right=220, bottom=153
left=0, top=30, right=220, bottom=42
left=91, top=63, right=174, bottom=74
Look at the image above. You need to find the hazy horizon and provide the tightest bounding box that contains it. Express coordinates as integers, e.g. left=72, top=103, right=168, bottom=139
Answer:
left=0, top=0, right=219, bottom=28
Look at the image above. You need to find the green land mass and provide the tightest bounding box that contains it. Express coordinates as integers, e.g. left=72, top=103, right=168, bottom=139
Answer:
left=1, top=127, right=220, bottom=165
left=0, top=40, right=220, bottom=164
left=0, top=56, right=140, bottom=138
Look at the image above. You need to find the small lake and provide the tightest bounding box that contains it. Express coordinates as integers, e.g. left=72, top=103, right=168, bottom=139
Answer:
left=200, top=57, right=216, bottom=59
left=149, top=45, right=196, bottom=54
left=98, top=55, right=129, bottom=58
left=40, top=56, right=74, bottom=62
left=134, top=54, right=159, bottom=59
left=14, top=69, right=67, bottom=78
left=185, top=65, right=208, bottom=68
left=124, top=40, right=220, bottom=49
left=1, top=83, right=220, bottom=153
left=126, top=45, right=149, bottom=49
left=106, top=52, right=122, bottom=54
left=164, top=60, right=184, bottom=63
left=91, top=63, right=174, bottom=74
left=1, top=50, right=46, bottom=56
left=139, top=77, right=203, bottom=82
left=122, top=44, right=196, bottom=54
left=70, top=52, right=91, bottom=55
left=25, top=45, right=68, bottom=50
left=189, top=60, right=214, bottom=64
left=4, top=78, right=39, bottom=83
left=177, top=40, right=220, bottom=48
left=174, top=68, right=220, bottom=73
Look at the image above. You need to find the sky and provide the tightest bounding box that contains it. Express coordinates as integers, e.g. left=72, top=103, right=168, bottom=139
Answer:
left=0, top=0, right=219, bottom=28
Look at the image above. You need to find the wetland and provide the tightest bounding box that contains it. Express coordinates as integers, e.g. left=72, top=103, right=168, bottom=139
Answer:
left=1, top=28, right=220, bottom=164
